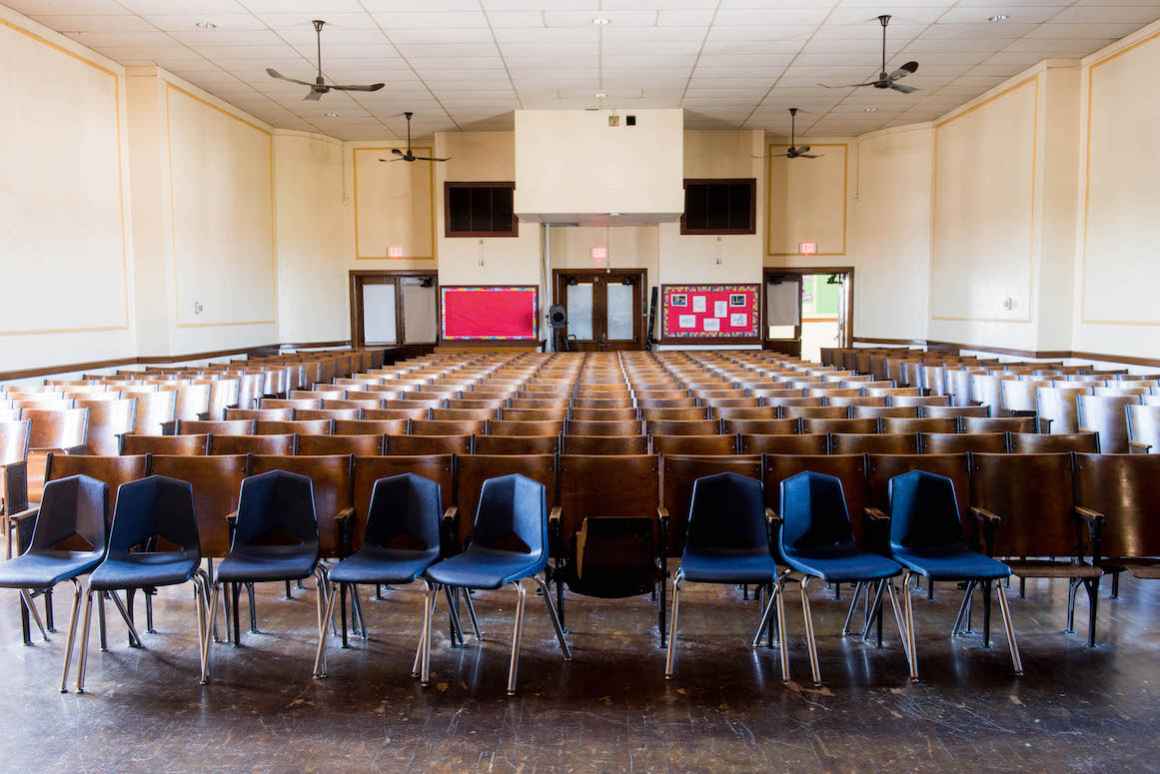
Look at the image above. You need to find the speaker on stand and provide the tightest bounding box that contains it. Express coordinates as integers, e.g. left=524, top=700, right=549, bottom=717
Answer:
left=548, top=304, right=568, bottom=352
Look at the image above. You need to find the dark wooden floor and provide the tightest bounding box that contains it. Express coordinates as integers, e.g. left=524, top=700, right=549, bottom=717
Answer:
left=0, top=572, right=1156, bottom=772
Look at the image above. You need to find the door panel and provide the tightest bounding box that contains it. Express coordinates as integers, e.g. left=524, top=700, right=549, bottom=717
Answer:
left=555, top=270, right=645, bottom=351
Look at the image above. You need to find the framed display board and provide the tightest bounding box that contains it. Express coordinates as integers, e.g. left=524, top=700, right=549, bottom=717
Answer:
left=439, top=285, right=539, bottom=341
left=661, top=283, right=761, bottom=343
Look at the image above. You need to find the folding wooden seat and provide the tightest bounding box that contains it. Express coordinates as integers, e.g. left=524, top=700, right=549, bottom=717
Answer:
left=706, top=406, right=771, bottom=421
left=384, top=398, right=445, bottom=412
left=809, top=387, right=862, bottom=399
left=918, top=432, right=1007, bottom=454
left=1127, top=405, right=1160, bottom=453
left=571, top=397, right=634, bottom=410
left=296, top=408, right=361, bottom=422
left=385, top=434, right=471, bottom=455
left=5, top=390, right=65, bottom=402
left=210, top=434, right=294, bottom=456
left=446, top=398, right=506, bottom=411
left=429, top=407, right=494, bottom=423
left=853, top=405, right=917, bottom=419
left=149, top=452, right=247, bottom=576
left=704, top=397, right=762, bottom=409
left=226, top=407, right=293, bottom=422
left=292, top=388, right=346, bottom=401
left=769, top=397, right=825, bottom=410
left=1075, top=453, right=1160, bottom=598
left=1010, top=432, right=1099, bottom=453
left=1094, top=386, right=1150, bottom=398
left=256, top=419, right=332, bottom=436
left=70, top=398, right=134, bottom=456
left=11, top=398, right=73, bottom=412
left=635, top=398, right=697, bottom=410
left=660, top=454, right=762, bottom=556
left=824, top=395, right=887, bottom=409
left=1000, top=380, right=1050, bottom=414
left=486, top=420, right=563, bottom=437
left=890, top=395, right=951, bottom=408
left=235, top=372, right=266, bottom=410
left=722, top=417, right=799, bottom=435
left=204, top=378, right=239, bottom=421
left=325, top=398, right=384, bottom=413
left=566, top=419, right=644, bottom=436
left=923, top=404, right=989, bottom=419
left=363, top=407, right=428, bottom=422
left=295, top=434, right=383, bottom=456
left=250, top=454, right=355, bottom=561
left=651, top=434, right=734, bottom=456
left=882, top=417, right=958, bottom=434
left=1077, top=394, right=1140, bottom=454
left=0, top=420, right=31, bottom=524
left=121, top=433, right=209, bottom=455
left=765, top=454, right=867, bottom=541
left=963, top=416, right=1039, bottom=435
left=554, top=454, right=665, bottom=636
left=783, top=405, right=847, bottom=420
left=561, top=435, right=649, bottom=455
left=866, top=452, right=970, bottom=548
left=831, top=433, right=917, bottom=455
left=410, top=419, right=485, bottom=437
left=452, top=454, right=557, bottom=548
left=473, top=435, right=559, bottom=456
left=173, top=383, right=212, bottom=423
left=801, top=417, right=878, bottom=435
left=634, top=390, right=689, bottom=401
left=972, top=453, right=1102, bottom=645
left=407, top=390, right=457, bottom=402
left=633, top=407, right=700, bottom=422
left=23, top=407, right=89, bottom=456
left=646, top=419, right=720, bottom=436
left=262, top=398, right=323, bottom=411
left=740, top=433, right=828, bottom=455
left=328, top=418, right=404, bottom=437
left=749, top=388, right=806, bottom=400
left=178, top=419, right=254, bottom=436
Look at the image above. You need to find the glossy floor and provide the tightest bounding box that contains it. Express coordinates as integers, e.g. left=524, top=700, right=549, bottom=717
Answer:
left=0, top=574, right=1154, bottom=772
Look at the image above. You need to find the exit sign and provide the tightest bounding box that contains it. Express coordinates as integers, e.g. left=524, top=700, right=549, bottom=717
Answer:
left=591, top=246, right=608, bottom=267
left=799, top=241, right=818, bottom=255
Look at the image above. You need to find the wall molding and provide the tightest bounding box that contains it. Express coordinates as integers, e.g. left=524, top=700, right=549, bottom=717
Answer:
left=765, top=143, right=849, bottom=257
left=852, top=336, right=1160, bottom=368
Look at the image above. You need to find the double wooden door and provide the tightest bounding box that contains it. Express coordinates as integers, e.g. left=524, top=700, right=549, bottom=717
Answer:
left=553, top=269, right=646, bottom=351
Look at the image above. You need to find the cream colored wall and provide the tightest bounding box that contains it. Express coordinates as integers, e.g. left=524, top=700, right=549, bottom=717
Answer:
left=0, top=10, right=136, bottom=372
left=1073, top=21, right=1160, bottom=360
left=275, top=131, right=347, bottom=344
left=767, top=141, right=850, bottom=258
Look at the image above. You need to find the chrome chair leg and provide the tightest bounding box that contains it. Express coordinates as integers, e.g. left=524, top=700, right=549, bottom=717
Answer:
left=411, top=588, right=428, bottom=679
left=775, top=577, right=790, bottom=682
left=506, top=580, right=528, bottom=696
left=314, top=580, right=339, bottom=679
left=247, top=583, right=258, bottom=634
left=859, top=581, right=886, bottom=641
left=752, top=582, right=779, bottom=648
left=20, top=589, right=50, bottom=642
left=193, top=576, right=209, bottom=685
left=995, top=580, right=1023, bottom=676
left=59, top=579, right=84, bottom=693
left=951, top=580, right=976, bottom=637
left=350, top=584, right=367, bottom=639
left=665, top=576, right=681, bottom=679
left=420, top=582, right=437, bottom=686
left=203, top=583, right=220, bottom=682
left=841, top=582, right=865, bottom=638
left=461, top=588, right=482, bottom=640
left=902, top=571, right=918, bottom=681
left=76, top=588, right=95, bottom=693
left=313, top=568, right=327, bottom=673
left=108, top=589, right=142, bottom=648
left=799, top=578, right=822, bottom=686
left=535, top=577, right=570, bottom=660
left=884, top=579, right=911, bottom=667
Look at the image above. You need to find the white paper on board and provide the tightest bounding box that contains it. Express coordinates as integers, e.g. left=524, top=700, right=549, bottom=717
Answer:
left=702, top=318, right=720, bottom=332
left=730, top=313, right=748, bottom=327
left=678, top=314, right=696, bottom=329
left=692, top=296, right=707, bottom=313
left=714, top=301, right=727, bottom=318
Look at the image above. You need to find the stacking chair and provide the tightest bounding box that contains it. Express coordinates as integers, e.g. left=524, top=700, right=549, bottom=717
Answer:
left=421, top=474, right=570, bottom=695
left=773, top=472, right=907, bottom=684
left=887, top=471, right=1022, bottom=680
left=1075, top=453, right=1160, bottom=598
left=665, top=473, right=777, bottom=679
left=0, top=475, right=107, bottom=690
left=74, top=476, right=210, bottom=691
left=75, top=399, right=135, bottom=455
left=206, top=470, right=325, bottom=671
left=314, top=474, right=443, bottom=678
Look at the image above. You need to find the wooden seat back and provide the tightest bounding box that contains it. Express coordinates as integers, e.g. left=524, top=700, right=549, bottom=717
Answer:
left=963, top=416, right=1037, bottom=434
left=801, top=417, right=878, bottom=435
left=971, top=453, right=1077, bottom=558
left=1010, top=432, right=1099, bottom=453
left=882, top=417, right=958, bottom=434
left=250, top=454, right=354, bottom=557
left=121, top=433, right=209, bottom=456
left=561, top=435, right=648, bottom=455
left=149, top=454, right=247, bottom=556
left=473, top=435, right=560, bottom=455
left=1078, top=394, right=1141, bottom=454
left=1075, top=453, right=1160, bottom=559
left=386, top=434, right=471, bottom=455
left=297, top=434, right=384, bottom=456
left=830, top=433, right=917, bottom=455
left=210, top=434, right=295, bottom=455
left=652, top=435, right=736, bottom=456
left=740, top=433, right=828, bottom=455
left=74, top=399, right=135, bottom=455
left=45, top=453, right=149, bottom=522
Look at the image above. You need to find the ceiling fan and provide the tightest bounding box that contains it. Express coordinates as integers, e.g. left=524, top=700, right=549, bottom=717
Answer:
left=820, top=14, right=919, bottom=94
left=266, top=20, right=385, bottom=101
left=771, top=109, right=821, bottom=159
left=379, top=113, right=450, bottom=163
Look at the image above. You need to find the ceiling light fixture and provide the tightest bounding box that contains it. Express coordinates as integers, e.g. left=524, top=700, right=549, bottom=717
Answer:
left=595, top=91, right=607, bottom=99
left=988, top=14, right=1009, bottom=22
left=592, top=16, right=610, bottom=25
left=864, top=106, right=879, bottom=112
left=194, top=20, right=217, bottom=30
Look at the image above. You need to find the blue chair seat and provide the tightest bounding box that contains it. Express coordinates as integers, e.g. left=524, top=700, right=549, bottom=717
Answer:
left=89, top=551, right=200, bottom=590
left=783, top=551, right=901, bottom=583
left=329, top=547, right=439, bottom=585
left=679, top=551, right=777, bottom=585
left=893, top=549, right=1010, bottom=581
left=426, top=548, right=542, bottom=590
left=216, top=546, right=319, bottom=583
left=0, top=551, right=103, bottom=589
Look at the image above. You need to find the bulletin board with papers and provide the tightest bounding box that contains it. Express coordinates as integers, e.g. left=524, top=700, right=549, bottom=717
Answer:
left=660, top=284, right=761, bottom=343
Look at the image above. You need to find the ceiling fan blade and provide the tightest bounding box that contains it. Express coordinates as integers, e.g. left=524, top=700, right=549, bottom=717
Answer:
left=329, top=83, right=386, bottom=92
left=819, top=81, right=878, bottom=89
left=798, top=145, right=811, bottom=153
left=303, top=89, right=324, bottom=101
left=267, top=68, right=315, bottom=87
left=770, top=152, right=792, bottom=157
left=890, top=82, right=919, bottom=94
left=410, top=156, right=452, bottom=162
left=800, top=154, right=822, bottom=158
left=898, top=61, right=919, bottom=75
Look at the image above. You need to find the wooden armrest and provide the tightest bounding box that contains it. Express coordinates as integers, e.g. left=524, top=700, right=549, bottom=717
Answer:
left=549, top=506, right=562, bottom=523
left=657, top=505, right=670, bottom=521
left=225, top=510, right=237, bottom=523
left=335, top=507, right=355, bottom=521
left=7, top=506, right=39, bottom=525
left=442, top=506, right=458, bottom=523
left=765, top=507, right=781, bottom=524
left=1130, top=441, right=1152, bottom=454
left=864, top=506, right=889, bottom=521
left=1074, top=506, right=1105, bottom=524
left=970, top=505, right=1001, bottom=523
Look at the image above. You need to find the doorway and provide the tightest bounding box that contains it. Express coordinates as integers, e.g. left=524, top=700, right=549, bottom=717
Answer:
left=552, top=269, right=647, bottom=351
left=763, top=267, right=853, bottom=361
left=349, top=270, right=439, bottom=348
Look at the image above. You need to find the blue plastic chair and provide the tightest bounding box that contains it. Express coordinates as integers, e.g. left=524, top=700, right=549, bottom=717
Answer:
left=313, top=473, right=445, bottom=679
left=888, top=470, right=1023, bottom=680
left=0, top=475, right=106, bottom=690
left=422, top=474, right=570, bottom=695
left=665, top=472, right=777, bottom=679
left=76, top=475, right=209, bottom=691
left=206, top=470, right=324, bottom=678
left=777, top=472, right=908, bottom=685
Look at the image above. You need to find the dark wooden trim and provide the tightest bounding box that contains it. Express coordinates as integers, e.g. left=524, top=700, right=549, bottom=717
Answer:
left=852, top=336, right=924, bottom=346
left=0, top=339, right=355, bottom=382
left=680, top=178, right=757, bottom=236
left=348, top=269, right=439, bottom=350
left=438, top=284, right=540, bottom=342
left=658, top=282, right=763, bottom=346
left=443, top=181, right=518, bottom=238
left=552, top=268, right=648, bottom=351
left=852, top=338, right=1160, bottom=368
left=762, top=266, right=855, bottom=350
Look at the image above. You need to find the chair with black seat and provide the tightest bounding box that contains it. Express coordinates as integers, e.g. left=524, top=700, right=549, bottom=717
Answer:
left=665, top=472, right=778, bottom=679
left=771, top=471, right=908, bottom=685
left=206, top=470, right=326, bottom=674
left=887, top=470, right=1022, bottom=680
left=313, top=473, right=443, bottom=678
left=971, top=453, right=1102, bottom=645
left=75, top=475, right=210, bottom=691
left=0, top=475, right=106, bottom=689
left=1010, top=432, right=1100, bottom=453
left=421, top=474, right=570, bottom=695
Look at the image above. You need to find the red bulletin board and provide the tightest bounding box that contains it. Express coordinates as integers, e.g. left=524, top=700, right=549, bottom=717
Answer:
left=661, top=284, right=761, bottom=341
left=440, top=285, right=539, bottom=341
